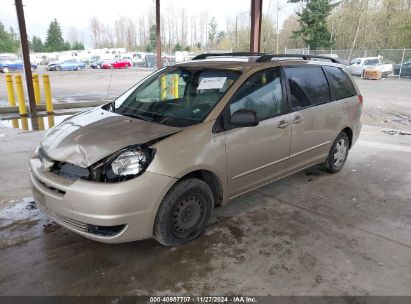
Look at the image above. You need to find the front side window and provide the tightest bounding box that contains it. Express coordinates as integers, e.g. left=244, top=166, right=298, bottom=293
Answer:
left=113, top=68, right=239, bottom=127
left=285, top=67, right=331, bottom=109
left=230, top=69, right=286, bottom=121
left=324, top=66, right=357, bottom=100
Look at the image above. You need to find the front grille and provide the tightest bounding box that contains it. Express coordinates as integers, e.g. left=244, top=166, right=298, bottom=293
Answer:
left=50, top=162, right=90, bottom=181
left=40, top=203, right=87, bottom=232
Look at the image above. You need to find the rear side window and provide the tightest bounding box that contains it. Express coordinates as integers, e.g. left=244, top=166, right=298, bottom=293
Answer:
left=284, top=67, right=331, bottom=109
left=324, top=66, right=357, bottom=100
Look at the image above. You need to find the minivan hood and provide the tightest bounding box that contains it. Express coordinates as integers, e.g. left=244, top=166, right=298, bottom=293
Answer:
left=41, top=108, right=181, bottom=168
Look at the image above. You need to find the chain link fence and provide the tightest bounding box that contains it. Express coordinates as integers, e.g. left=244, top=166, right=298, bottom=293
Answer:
left=284, top=48, right=411, bottom=77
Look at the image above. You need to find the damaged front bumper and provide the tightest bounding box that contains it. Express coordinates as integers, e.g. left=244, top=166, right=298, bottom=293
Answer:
left=29, top=157, right=177, bottom=243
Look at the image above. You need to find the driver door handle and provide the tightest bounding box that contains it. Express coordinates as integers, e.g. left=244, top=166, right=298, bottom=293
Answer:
left=277, top=120, right=290, bottom=129
left=292, top=115, right=304, bottom=124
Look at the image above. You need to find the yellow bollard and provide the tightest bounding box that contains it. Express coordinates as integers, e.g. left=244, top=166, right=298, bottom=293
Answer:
left=47, top=114, right=55, bottom=128
left=32, top=74, right=41, bottom=105
left=11, top=118, right=19, bottom=129
left=37, top=116, right=45, bottom=130
left=160, top=75, right=167, bottom=100
left=6, top=74, right=16, bottom=107
left=42, top=74, right=53, bottom=113
left=21, top=116, right=29, bottom=131
left=173, top=75, right=179, bottom=99
left=15, top=74, right=27, bottom=116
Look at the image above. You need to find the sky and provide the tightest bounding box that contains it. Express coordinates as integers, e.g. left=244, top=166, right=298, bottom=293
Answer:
left=0, top=0, right=298, bottom=48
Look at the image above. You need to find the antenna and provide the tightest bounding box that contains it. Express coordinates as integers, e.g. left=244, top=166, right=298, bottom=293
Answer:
left=105, top=64, right=114, bottom=102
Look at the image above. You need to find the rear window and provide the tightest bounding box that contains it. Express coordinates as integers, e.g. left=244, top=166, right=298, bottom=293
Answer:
left=324, top=66, right=357, bottom=100
left=284, top=67, right=331, bottom=109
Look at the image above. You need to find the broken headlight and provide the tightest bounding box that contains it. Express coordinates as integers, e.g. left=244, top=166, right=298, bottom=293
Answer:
left=91, top=146, right=154, bottom=182
left=111, top=150, right=148, bottom=176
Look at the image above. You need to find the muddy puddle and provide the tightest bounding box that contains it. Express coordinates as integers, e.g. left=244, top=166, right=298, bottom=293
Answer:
left=0, top=198, right=56, bottom=248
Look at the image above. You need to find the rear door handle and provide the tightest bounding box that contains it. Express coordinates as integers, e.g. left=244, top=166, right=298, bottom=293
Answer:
left=292, top=115, right=303, bottom=124
left=277, top=120, right=290, bottom=129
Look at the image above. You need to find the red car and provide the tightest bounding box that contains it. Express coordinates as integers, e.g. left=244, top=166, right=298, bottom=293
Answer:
left=101, top=59, right=132, bottom=69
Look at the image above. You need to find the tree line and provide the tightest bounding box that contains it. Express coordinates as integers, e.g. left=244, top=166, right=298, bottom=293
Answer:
left=0, top=0, right=410, bottom=55
left=87, top=0, right=410, bottom=52
left=0, top=19, right=84, bottom=53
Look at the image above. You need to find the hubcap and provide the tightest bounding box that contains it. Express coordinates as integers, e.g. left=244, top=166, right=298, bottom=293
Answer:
left=171, top=194, right=205, bottom=238
left=333, top=138, right=347, bottom=167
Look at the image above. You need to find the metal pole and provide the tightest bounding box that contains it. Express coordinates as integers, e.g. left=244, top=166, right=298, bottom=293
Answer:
left=250, top=0, right=263, bottom=52
left=15, top=0, right=38, bottom=130
left=235, top=16, right=238, bottom=52
left=155, top=0, right=162, bottom=69
left=398, top=48, right=405, bottom=79
left=276, top=0, right=279, bottom=53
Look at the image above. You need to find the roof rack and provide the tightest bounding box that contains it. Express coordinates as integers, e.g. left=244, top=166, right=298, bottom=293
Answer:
left=192, top=52, right=266, bottom=60
left=256, top=54, right=340, bottom=64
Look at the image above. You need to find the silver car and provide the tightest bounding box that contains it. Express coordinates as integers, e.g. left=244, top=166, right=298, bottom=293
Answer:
left=30, top=53, right=362, bottom=246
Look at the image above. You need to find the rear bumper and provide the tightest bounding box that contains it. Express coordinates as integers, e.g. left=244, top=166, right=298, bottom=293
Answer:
left=29, top=158, right=177, bottom=243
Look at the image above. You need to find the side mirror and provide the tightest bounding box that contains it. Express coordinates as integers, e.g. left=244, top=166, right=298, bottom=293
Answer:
left=230, top=109, right=259, bottom=128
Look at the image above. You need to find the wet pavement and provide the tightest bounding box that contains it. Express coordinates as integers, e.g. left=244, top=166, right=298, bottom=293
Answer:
left=0, top=125, right=410, bottom=295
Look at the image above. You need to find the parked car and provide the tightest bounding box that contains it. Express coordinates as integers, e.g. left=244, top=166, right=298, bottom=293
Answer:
left=30, top=53, right=362, bottom=246
left=101, top=59, right=132, bottom=69
left=0, top=59, right=37, bottom=73
left=47, top=60, right=85, bottom=71
left=348, top=57, right=393, bottom=77
left=393, top=58, right=411, bottom=77
left=89, top=55, right=102, bottom=65
left=90, top=59, right=106, bottom=69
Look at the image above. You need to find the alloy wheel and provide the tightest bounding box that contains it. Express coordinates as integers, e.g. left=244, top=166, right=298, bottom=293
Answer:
left=333, top=138, right=347, bottom=168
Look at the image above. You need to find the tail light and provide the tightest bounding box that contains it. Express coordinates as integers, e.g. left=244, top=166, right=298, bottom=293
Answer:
left=358, top=95, right=363, bottom=105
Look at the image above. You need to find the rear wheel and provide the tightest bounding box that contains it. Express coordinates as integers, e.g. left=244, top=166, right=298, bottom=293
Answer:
left=324, top=132, right=349, bottom=173
left=153, top=178, right=213, bottom=246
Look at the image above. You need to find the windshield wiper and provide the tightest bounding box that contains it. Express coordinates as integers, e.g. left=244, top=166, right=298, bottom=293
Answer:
left=119, top=111, right=153, bottom=122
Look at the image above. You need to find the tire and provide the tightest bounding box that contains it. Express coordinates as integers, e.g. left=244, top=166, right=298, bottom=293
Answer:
left=153, top=178, right=214, bottom=246
left=324, top=132, right=350, bottom=173
left=2, top=67, right=10, bottom=73
left=56, top=66, right=61, bottom=71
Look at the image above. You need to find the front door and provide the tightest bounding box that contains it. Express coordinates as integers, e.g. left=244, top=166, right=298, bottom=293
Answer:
left=224, top=68, right=291, bottom=198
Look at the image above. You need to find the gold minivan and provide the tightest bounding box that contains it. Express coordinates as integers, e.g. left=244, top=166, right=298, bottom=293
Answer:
left=30, top=53, right=362, bottom=246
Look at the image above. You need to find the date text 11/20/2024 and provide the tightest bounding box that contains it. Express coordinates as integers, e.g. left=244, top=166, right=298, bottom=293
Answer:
left=149, top=296, right=257, bottom=303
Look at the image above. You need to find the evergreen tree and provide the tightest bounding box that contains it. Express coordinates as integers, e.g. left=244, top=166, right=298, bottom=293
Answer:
left=71, top=41, right=85, bottom=50
left=288, top=0, right=337, bottom=49
left=173, top=43, right=182, bottom=52
left=62, top=41, right=71, bottom=51
left=0, top=22, right=19, bottom=53
left=32, top=36, right=44, bottom=52
left=45, top=19, right=65, bottom=51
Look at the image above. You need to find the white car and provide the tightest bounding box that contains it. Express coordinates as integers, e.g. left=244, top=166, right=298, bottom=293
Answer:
left=349, top=57, right=393, bottom=77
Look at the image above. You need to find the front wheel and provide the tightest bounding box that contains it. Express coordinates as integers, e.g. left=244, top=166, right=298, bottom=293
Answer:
left=324, top=132, right=349, bottom=173
left=153, top=178, right=214, bottom=246
left=2, top=67, right=10, bottom=73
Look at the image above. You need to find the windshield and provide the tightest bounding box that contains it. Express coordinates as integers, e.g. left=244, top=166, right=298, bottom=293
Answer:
left=113, top=67, right=240, bottom=127
left=364, top=59, right=379, bottom=66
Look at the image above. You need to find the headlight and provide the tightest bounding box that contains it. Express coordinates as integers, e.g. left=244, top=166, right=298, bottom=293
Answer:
left=90, top=146, right=154, bottom=182
left=111, top=150, right=148, bottom=176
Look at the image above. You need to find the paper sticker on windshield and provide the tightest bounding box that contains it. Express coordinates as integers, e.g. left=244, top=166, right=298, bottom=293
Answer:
left=197, top=77, right=227, bottom=90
